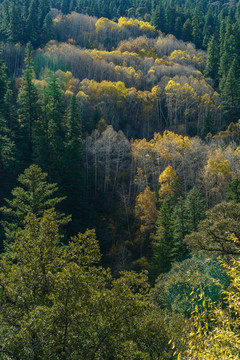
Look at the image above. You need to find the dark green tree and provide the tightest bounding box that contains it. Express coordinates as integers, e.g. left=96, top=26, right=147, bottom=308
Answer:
left=204, top=36, right=219, bottom=86
left=26, top=0, right=40, bottom=46
left=172, top=197, right=188, bottom=261
left=192, top=6, right=204, bottom=48
left=201, top=109, right=214, bottom=138
left=17, top=43, right=40, bottom=165
left=221, top=58, right=240, bottom=124
left=182, top=18, right=192, bottom=42
left=37, top=73, right=65, bottom=182
left=62, top=95, right=89, bottom=232
left=226, top=178, right=240, bottom=203
left=1, top=164, right=70, bottom=244
left=151, top=3, right=165, bottom=32
left=149, top=198, right=175, bottom=284
left=184, top=186, right=206, bottom=233
left=42, top=12, right=54, bottom=43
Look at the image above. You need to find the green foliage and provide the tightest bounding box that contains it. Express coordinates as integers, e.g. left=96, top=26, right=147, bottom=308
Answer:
left=149, top=199, right=175, bottom=283
left=221, top=57, right=240, bottom=124
left=0, top=209, right=171, bottom=359
left=151, top=255, right=229, bottom=316
left=185, top=201, right=240, bottom=257
left=17, top=43, right=40, bottom=164
left=1, top=164, right=70, bottom=243
left=227, top=178, right=240, bottom=202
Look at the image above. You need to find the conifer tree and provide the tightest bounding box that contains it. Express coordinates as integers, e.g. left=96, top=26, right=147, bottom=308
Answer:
left=1, top=164, right=70, bottom=243
left=26, top=0, right=40, bottom=46
left=172, top=197, right=188, bottom=261
left=40, top=73, right=65, bottom=182
left=201, top=109, right=214, bottom=138
left=184, top=186, right=206, bottom=233
left=192, top=6, right=203, bottom=48
left=182, top=18, right=192, bottom=42
left=62, top=95, right=89, bottom=232
left=149, top=198, right=175, bottom=284
left=221, top=57, right=240, bottom=124
left=17, top=43, right=39, bottom=165
left=204, top=36, right=219, bottom=86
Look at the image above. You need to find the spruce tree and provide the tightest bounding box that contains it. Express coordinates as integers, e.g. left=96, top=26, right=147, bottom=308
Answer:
left=182, top=18, right=192, bottom=42
left=62, top=95, right=89, bottom=232
left=26, top=0, right=40, bottom=46
left=201, top=109, right=214, bottom=138
left=1, top=164, right=70, bottom=244
left=41, top=73, right=65, bottom=183
left=184, top=186, right=206, bottom=233
left=149, top=198, right=175, bottom=284
left=221, top=57, right=240, bottom=124
left=17, top=43, right=39, bottom=165
left=204, top=36, right=219, bottom=86
left=172, top=197, right=188, bottom=261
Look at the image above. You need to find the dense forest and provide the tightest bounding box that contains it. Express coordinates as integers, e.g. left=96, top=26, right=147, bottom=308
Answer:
left=1, top=0, right=240, bottom=358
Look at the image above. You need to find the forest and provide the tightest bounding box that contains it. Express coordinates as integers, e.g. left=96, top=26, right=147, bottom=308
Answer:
left=1, top=0, right=240, bottom=358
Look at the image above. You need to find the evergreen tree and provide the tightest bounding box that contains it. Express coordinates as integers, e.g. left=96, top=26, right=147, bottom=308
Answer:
left=0, top=46, right=7, bottom=115
left=201, top=109, right=214, bottom=138
left=149, top=198, right=175, bottom=284
left=202, top=6, right=217, bottom=48
left=41, top=73, right=65, bottom=182
left=182, top=18, right=192, bottom=42
left=62, top=95, right=89, bottom=232
left=204, top=36, right=219, bottom=86
left=221, top=57, right=240, bottom=124
left=17, top=43, right=39, bottom=166
left=192, top=6, right=203, bottom=48
left=8, top=3, right=24, bottom=43
left=1, top=164, right=70, bottom=244
left=42, top=12, right=54, bottom=43
left=26, top=0, right=40, bottom=46
left=151, top=3, right=165, bottom=32
left=184, top=186, right=206, bottom=233
left=172, top=197, right=188, bottom=261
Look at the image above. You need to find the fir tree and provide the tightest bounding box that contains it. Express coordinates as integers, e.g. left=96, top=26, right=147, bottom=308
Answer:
left=204, top=36, right=219, bottom=86
left=149, top=199, right=175, bottom=284
left=1, top=164, right=70, bottom=244
left=184, top=186, right=206, bottom=233
left=221, top=57, right=240, bottom=124
left=182, top=18, right=192, bottom=42
left=201, top=109, right=214, bottom=138
left=17, top=43, right=39, bottom=165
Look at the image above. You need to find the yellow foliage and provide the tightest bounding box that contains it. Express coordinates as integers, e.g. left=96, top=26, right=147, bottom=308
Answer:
left=159, top=165, right=178, bottom=199
left=205, top=149, right=231, bottom=178
left=135, top=186, right=158, bottom=233
left=169, top=50, right=191, bottom=61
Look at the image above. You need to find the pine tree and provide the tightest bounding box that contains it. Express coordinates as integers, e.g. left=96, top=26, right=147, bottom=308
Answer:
left=149, top=199, right=175, bottom=284
left=0, top=45, right=7, bottom=114
left=17, top=43, right=40, bottom=165
left=172, top=197, right=188, bottom=261
left=204, top=36, right=219, bottom=86
left=192, top=6, right=203, bottom=49
left=42, top=12, right=54, bottom=43
left=182, top=18, right=192, bottom=42
left=184, top=186, right=206, bottom=233
left=1, top=164, right=70, bottom=243
left=26, top=0, right=40, bottom=46
left=41, top=73, right=65, bottom=182
left=221, top=58, right=240, bottom=124
left=62, top=95, right=89, bottom=232
left=151, top=3, right=165, bottom=32
left=8, top=3, right=24, bottom=43
left=201, top=109, right=214, bottom=138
